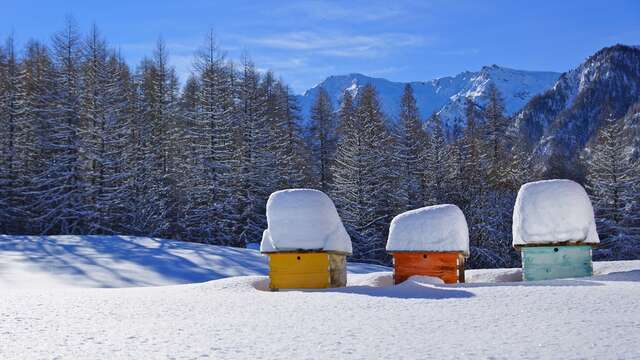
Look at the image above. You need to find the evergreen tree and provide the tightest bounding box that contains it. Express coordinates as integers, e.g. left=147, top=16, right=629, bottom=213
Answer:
left=423, top=113, right=451, bottom=205
left=13, top=40, right=56, bottom=233
left=182, top=32, right=238, bottom=244
left=332, top=85, right=393, bottom=262
left=79, top=25, right=132, bottom=233
left=394, top=84, right=426, bottom=210
left=586, top=116, right=640, bottom=259
left=132, top=39, right=181, bottom=237
left=235, top=56, right=268, bottom=244
left=273, top=80, right=309, bottom=188
left=0, top=36, right=27, bottom=233
left=482, top=84, right=508, bottom=186
left=308, top=87, right=337, bottom=192
left=35, top=18, right=86, bottom=234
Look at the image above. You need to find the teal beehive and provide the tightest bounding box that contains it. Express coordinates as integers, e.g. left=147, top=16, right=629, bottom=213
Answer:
left=513, top=180, right=599, bottom=281
left=521, top=245, right=593, bottom=281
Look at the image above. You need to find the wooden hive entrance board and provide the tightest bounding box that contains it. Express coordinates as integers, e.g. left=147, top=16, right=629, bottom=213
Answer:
left=267, top=252, right=347, bottom=290
left=392, top=252, right=464, bottom=284
left=521, top=245, right=593, bottom=281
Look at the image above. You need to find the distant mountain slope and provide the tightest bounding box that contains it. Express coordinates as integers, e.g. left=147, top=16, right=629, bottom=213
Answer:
left=296, top=66, right=560, bottom=129
left=513, top=44, right=640, bottom=160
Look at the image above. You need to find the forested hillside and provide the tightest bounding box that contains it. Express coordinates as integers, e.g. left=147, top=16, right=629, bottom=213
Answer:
left=0, top=20, right=638, bottom=267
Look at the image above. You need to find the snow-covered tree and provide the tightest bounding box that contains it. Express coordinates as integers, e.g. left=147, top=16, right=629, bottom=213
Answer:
left=393, top=84, right=427, bottom=210
left=78, top=25, right=133, bottom=233
left=308, top=87, right=337, bottom=192
left=482, top=83, right=508, bottom=186
left=180, top=32, right=238, bottom=244
left=34, top=18, right=86, bottom=234
left=130, top=39, right=180, bottom=237
left=234, top=56, right=269, bottom=244
left=332, top=85, right=394, bottom=262
left=586, top=116, right=640, bottom=259
left=423, top=113, right=451, bottom=205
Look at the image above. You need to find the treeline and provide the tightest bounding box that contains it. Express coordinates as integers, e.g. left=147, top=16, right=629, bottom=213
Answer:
left=0, top=20, right=638, bottom=267
left=0, top=21, right=309, bottom=249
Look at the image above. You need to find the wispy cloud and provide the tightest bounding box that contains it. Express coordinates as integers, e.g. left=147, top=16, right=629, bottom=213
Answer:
left=275, top=1, right=412, bottom=22
left=437, top=48, right=481, bottom=56
left=243, top=31, right=432, bottom=58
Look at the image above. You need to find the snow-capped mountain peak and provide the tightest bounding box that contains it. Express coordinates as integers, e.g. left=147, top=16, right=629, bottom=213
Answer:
left=512, top=44, right=640, bottom=165
left=296, top=66, right=560, bottom=130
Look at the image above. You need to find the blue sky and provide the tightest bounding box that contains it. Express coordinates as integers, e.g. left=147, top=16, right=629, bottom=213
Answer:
left=2, top=0, right=639, bottom=93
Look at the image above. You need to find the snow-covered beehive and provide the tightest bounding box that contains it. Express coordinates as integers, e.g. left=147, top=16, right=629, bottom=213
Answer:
left=513, top=179, right=599, bottom=281
left=260, top=189, right=352, bottom=290
left=386, top=204, right=469, bottom=284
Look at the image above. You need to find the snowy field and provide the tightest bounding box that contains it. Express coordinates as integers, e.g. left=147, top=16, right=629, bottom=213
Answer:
left=1, top=236, right=639, bottom=359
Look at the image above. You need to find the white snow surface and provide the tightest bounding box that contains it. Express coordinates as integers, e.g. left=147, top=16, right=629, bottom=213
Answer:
left=0, top=235, right=377, bottom=289
left=1, top=235, right=640, bottom=359
left=260, top=189, right=352, bottom=254
left=386, top=204, right=469, bottom=255
left=513, top=179, right=600, bottom=246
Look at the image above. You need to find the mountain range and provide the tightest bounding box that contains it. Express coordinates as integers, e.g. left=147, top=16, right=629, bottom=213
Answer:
left=513, top=44, right=640, bottom=163
left=297, top=44, right=640, bottom=166
left=296, top=66, right=561, bottom=129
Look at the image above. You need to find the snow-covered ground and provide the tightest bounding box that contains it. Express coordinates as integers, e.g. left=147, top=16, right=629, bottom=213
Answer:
left=1, top=235, right=639, bottom=359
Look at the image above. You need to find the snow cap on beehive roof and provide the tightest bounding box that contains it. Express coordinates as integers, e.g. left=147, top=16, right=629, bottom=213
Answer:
left=513, top=179, right=599, bottom=246
left=386, top=204, right=469, bottom=256
left=260, top=189, right=352, bottom=254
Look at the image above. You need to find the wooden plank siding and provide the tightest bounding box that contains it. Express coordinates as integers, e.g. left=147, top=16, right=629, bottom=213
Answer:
left=521, top=245, right=593, bottom=281
left=392, top=252, right=463, bottom=284
left=328, top=253, right=347, bottom=287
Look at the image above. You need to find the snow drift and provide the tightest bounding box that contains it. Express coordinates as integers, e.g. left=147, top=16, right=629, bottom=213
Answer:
left=512, top=179, right=599, bottom=246
left=386, top=204, right=469, bottom=255
left=1, top=234, right=638, bottom=360
left=260, top=189, right=352, bottom=254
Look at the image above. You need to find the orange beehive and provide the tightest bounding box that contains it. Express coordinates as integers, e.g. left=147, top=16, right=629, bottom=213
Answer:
left=386, top=205, right=470, bottom=284
left=391, top=252, right=465, bottom=284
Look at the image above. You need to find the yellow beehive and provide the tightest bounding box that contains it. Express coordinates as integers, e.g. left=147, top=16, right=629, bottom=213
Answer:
left=260, top=189, right=352, bottom=290
left=265, top=251, right=347, bottom=290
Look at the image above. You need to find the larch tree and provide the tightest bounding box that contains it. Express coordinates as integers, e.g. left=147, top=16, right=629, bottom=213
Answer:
left=183, top=32, right=238, bottom=244
left=586, top=116, right=640, bottom=259
left=393, top=84, right=427, bottom=211
left=0, top=36, right=28, bottom=233
left=234, top=57, right=268, bottom=245
left=36, top=18, right=86, bottom=234
left=423, top=113, right=451, bottom=205
left=332, top=85, right=394, bottom=263
left=309, top=87, right=337, bottom=192
left=483, top=84, right=509, bottom=186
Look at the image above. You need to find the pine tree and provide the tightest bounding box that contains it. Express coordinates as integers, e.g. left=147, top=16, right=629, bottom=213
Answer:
left=35, top=18, right=86, bottom=234
left=78, top=25, right=132, bottom=233
left=460, top=97, right=485, bottom=193
left=131, top=39, right=180, bottom=237
left=482, top=84, right=508, bottom=186
left=308, top=87, right=337, bottom=192
left=13, top=40, right=56, bottom=234
left=332, top=85, right=394, bottom=262
left=0, top=36, right=27, bottom=233
left=101, top=53, right=136, bottom=233
left=586, top=116, right=640, bottom=259
left=457, top=96, right=512, bottom=268
left=181, top=32, right=238, bottom=244
left=423, top=113, right=451, bottom=205
left=234, top=56, right=268, bottom=244
left=272, top=80, right=309, bottom=188
left=394, top=84, right=427, bottom=210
